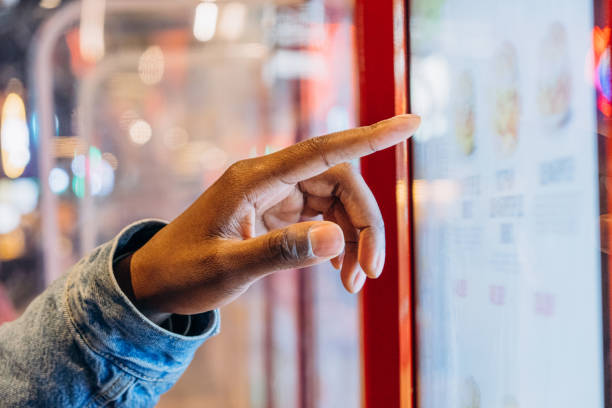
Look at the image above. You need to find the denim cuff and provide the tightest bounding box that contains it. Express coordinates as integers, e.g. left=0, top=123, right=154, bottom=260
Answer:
left=65, top=220, right=220, bottom=382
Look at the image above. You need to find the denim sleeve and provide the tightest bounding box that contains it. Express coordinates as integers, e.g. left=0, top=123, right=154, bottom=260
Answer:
left=0, top=220, right=220, bottom=407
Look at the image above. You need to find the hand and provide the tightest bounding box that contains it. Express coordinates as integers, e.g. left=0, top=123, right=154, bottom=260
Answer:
left=118, top=114, right=420, bottom=318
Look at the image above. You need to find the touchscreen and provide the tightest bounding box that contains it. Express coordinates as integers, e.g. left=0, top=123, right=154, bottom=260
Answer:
left=410, top=1, right=604, bottom=407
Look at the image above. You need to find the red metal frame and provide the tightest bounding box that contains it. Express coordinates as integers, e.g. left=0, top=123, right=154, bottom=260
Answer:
left=360, top=2, right=612, bottom=408
left=357, top=0, right=414, bottom=407
left=597, top=1, right=612, bottom=404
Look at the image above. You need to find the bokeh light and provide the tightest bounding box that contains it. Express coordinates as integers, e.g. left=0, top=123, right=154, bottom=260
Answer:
left=2, top=0, right=19, bottom=8
left=71, top=154, right=86, bottom=178
left=69, top=147, right=115, bottom=198
left=193, top=2, right=218, bottom=42
left=79, top=0, right=105, bottom=62
left=102, top=152, right=118, bottom=170
left=129, top=119, right=152, bottom=145
left=39, top=0, right=61, bottom=9
left=0, top=202, right=20, bottom=234
left=200, top=145, right=228, bottom=170
left=0, top=227, right=25, bottom=261
left=138, top=45, right=165, bottom=85
left=88, top=146, right=112, bottom=196
left=163, top=126, right=189, bottom=150
left=0, top=178, right=38, bottom=245
left=9, top=178, right=38, bottom=214
left=119, top=110, right=139, bottom=132
left=593, top=26, right=612, bottom=116
left=1, top=93, right=30, bottom=179
left=72, top=174, right=85, bottom=198
left=29, top=112, right=59, bottom=146
left=49, top=167, right=70, bottom=194
left=599, top=49, right=611, bottom=100
left=218, top=3, right=247, bottom=40
left=96, top=159, right=114, bottom=197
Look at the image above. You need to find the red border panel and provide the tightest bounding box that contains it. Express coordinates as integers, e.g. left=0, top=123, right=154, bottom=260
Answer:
left=356, top=0, right=413, bottom=407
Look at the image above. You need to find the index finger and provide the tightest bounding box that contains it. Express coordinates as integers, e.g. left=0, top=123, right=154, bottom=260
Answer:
left=264, top=114, right=421, bottom=184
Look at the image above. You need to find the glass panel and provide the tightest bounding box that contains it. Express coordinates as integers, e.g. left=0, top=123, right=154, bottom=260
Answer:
left=0, top=0, right=359, bottom=406
left=410, top=1, right=605, bottom=407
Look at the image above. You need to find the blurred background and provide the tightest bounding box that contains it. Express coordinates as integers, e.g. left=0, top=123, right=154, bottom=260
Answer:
left=0, top=0, right=360, bottom=406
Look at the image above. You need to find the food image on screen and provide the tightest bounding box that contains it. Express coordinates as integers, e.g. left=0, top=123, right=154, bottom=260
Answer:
left=503, top=395, right=519, bottom=408
left=460, top=376, right=481, bottom=408
left=410, top=0, right=447, bottom=52
left=492, top=42, right=520, bottom=156
left=537, top=22, right=572, bottom=127
left=454, top=70, right=476, bottom=155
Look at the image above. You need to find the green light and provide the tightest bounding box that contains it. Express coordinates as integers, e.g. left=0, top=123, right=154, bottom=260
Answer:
left=72, top=175, right=85, bottom=198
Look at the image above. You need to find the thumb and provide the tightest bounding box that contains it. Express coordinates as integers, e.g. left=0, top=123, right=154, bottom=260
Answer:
left=229, top=221, right=345, bottom=278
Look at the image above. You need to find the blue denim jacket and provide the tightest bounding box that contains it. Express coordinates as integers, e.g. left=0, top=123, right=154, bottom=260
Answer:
left=0, top=220, right=220, bottom=407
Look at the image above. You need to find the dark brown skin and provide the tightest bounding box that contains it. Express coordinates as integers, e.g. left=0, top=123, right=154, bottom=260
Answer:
left=116, top=114, right=421, bottom=322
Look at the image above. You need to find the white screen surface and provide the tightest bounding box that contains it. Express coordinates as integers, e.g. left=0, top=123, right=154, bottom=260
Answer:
left=410, top=1, right=604, bottom=407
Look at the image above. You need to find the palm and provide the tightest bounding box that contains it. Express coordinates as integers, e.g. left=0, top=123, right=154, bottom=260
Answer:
left=252, top=174, right=347, bottom=236
left=258, top=184, right=304, bottom=233
left=245, top=167, right=362, bottom=278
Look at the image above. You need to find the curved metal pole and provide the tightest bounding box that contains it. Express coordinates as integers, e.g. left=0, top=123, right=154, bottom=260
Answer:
left=31, top=0, right=203, bottom=284
left=32, top=2, right=81, bottom=284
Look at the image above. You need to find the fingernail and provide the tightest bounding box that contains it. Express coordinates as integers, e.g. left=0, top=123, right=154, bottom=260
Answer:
left=310, top=224, right=344, bottom=258
left=352, top=271, right=366, bottom=293
left=374, top=115, right=421, bottom=142
left=390, top=114, right=421, bottom=128
left=331, top=257, right=340, bottom=270
left=331, top=252, right=345, bottom=270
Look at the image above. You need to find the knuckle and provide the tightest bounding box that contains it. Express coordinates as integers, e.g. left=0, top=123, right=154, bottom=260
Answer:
left=361, top=124, right=379, bottom=152
left=327, top=161, right=358, bottom=182
left=266, top=228, right=309, bottom=264
left=268, top=230, right=299, bottom=263
left=306, top=135, right=333, bottom=167
left=335, top=171, right=361, bottom=199
left=222, top=161, right=243, bottom=184
left=373, top=218, right=385, bottom=232
left=219, top=158, right=271, bottom=206
left=334, top=161, right=354, bottom=174
left=222, top=159, right=258, bottom=187
left=367, top=221, right=386, bottom=246
left=226, top=159, right=249, bottom=177
left=323, top=164, right=357, bottom=196
left=343, top=163, right=360, bottom=182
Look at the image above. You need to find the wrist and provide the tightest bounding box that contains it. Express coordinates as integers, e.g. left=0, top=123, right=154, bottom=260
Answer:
left=114, top=252, right=171, bottom=325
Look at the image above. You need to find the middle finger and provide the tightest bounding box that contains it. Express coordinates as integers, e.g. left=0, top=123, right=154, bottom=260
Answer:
left=300, top=163, right=385, bottom=279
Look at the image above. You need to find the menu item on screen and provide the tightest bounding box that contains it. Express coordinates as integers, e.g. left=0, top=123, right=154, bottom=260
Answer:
left=493, top=42, right=520, bottom=155
left=454, top=70, right=476, bottom=155
left=502, top=395, right=519, bottom=408
left=460, top=376, right=481, bottom=408
left=537, top=22, right=572, bottom=127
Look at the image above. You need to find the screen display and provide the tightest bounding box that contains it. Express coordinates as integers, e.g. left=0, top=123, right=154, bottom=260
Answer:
left=410, top=0, right=605, bottom=406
